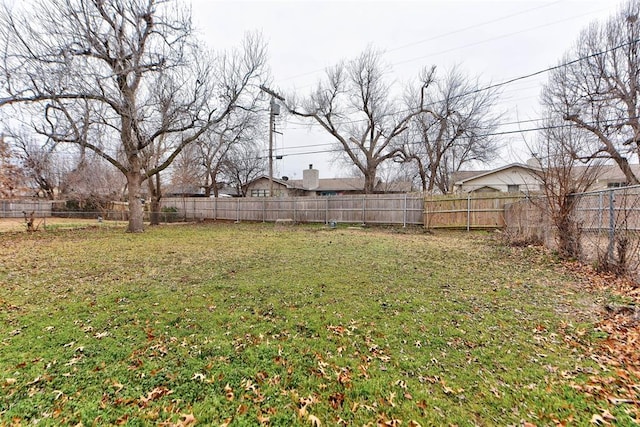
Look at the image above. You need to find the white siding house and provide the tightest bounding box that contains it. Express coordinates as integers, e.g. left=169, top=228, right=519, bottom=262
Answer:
left=452, top=163, right=542, bottom=194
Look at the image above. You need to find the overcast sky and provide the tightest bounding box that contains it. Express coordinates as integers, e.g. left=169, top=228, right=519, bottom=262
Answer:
left=190, top=0, right=622, bottom=180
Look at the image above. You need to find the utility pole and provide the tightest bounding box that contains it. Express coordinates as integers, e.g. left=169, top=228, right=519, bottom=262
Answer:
left=259, top=85, right=285, bottom=197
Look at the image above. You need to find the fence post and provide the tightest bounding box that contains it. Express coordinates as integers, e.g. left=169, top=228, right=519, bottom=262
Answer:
left=325, top=198, right=329, bottom=224
left=263, top=198, right=266, bottom=222
left=608, top=189, right=615, bottom=262
left=236, top=198, right=240, bottom=223
left=403, top=193, right=407, bottom=228
left=598, top=191, right=603, bottom=232
left=293, top=197, right=297, bottom=223
left=467, top=193, right=471, bottom=232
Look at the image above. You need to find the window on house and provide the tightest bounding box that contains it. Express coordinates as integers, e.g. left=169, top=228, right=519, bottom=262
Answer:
left=507, top=184, right=520, bottom=193
left=607, top=182, right=628, bottom=188
left=250, top=189, right=270, bottom=197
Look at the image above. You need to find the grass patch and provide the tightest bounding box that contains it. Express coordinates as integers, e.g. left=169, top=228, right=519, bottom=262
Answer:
left=0, top=223, right=622, bottom=425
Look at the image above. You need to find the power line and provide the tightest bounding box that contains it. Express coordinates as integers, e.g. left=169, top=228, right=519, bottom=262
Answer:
left=393, top=7, right=612, bottom=67
left=278, top=36, right=639, bottom=131
left=272, top=115, right=640, bottom=158
left=385, top=1, right=565, bottom=54
left=277, top=4, right=611, bottom=86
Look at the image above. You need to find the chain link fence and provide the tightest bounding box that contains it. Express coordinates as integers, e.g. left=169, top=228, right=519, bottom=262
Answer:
left=574, top=186, right=640, bottom=274
left=505, top=185, right=640, bottom=278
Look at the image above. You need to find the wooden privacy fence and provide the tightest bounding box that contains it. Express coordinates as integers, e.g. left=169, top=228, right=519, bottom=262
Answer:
left=0, top=199, right=53, bottom=218
left=161, top=194, right=425, bottom=226
left=2, top=193, right=532, bottom=230
left=424, top=193, right=526, bottom=230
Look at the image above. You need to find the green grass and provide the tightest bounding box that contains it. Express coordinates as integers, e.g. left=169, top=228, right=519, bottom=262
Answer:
left=0, top=223, right=622, bottom=425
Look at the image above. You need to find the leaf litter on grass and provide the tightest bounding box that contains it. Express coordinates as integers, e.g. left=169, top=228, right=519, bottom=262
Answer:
left=0, top=224, right=633, bottom=425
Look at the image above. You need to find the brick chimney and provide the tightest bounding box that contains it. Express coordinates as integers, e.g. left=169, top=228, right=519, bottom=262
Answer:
left=303, top=164, right=319, bottom=190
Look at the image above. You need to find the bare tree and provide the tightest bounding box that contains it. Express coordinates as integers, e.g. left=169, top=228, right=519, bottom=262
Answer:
left=0, top=0, right=267, bottom=232
left=61, top=154, right=125, bottom=206
left=197, top=107, right=263, bottom=197
left=6, top=126, right=125, bottom=204
left=288, top=48, right=435, bottom=193
left=399, top=67, right=501, bottom=193
left=6, top=132, right=58, bottom=199
left=529, top=115, right=602, bottom=259
left=542, top=0, right=640, bottom=185
left=169, top=143, right=202, bottom=196
left=0, top=134, right=25, bottom=198
left=221, top=144, right=267, bottom=197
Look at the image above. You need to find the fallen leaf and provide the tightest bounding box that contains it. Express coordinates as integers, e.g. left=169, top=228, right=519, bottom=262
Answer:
left=308, top=414, right=321, bottom=426
left=600, top=410, right=616, bottom=421
left=224, top=383, right=234, bottom=401
left=139, top=386, right=173, bottom=406
left=112, top=381, right=124, bottom=393
left=192, top=372, right=206, bottom=381
left=328, top=392, right=344, bottom=409
left=178, top=413, right=196, bottom=426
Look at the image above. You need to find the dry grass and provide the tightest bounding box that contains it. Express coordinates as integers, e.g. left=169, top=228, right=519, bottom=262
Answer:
left=0, top=223, right=633, bottom=425
left=0, top=217, right=124, bottom=233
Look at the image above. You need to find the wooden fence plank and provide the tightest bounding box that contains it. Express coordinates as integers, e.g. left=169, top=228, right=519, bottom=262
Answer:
left=161, top=194, right=425, bottom=226
left=424, top=194, right=525, bottom=229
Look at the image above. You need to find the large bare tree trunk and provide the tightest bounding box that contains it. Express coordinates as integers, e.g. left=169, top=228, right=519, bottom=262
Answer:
left=126, top=171, right=144, bottom=233
left=148, top=172, right=161, bottom=226
left=364, top=169, right=377, bottom=194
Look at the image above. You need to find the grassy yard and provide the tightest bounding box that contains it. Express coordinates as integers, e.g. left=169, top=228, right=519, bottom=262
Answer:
left=0, top=223, right=630, bottom=425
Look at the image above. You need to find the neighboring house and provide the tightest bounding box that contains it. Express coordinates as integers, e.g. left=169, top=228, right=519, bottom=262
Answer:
left=588, top=164, right=640, bottom=190
left=452, top=162, right=542, bottom=194
left=245, top=165, right=413, bottom=197
left=452, top=162, right=640, bottom=194
left=245, top=176, right=304, bottom=197
left=163, top=184, right=206, bottom=198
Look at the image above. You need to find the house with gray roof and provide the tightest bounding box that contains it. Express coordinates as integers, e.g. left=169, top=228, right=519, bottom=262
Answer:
left=245, top=165, right=413, bottom=197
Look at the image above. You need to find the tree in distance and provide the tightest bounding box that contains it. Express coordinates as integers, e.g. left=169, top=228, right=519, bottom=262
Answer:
left=0, top=0, right=267, bottom=232
left=542, top=0, right=640, bottom=185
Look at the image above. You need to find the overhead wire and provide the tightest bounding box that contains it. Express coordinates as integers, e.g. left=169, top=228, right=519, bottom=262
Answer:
left=275, top=35, right=639, bottom=134
left=278, top=1, right=575, bottom=83
left=277, top=4, right=613, bottom=92
left=264, top=114, right=640, bottom=159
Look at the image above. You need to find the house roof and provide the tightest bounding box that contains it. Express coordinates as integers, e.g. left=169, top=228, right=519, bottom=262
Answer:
left=247, top=175, right=413, bottom=193
left=451, top=170, right=484, bottom=183
left=587, top=164, right=640, bottom=182
left=453, top=163, right=541, bottom=185
left=164, top=184, right=205, bottom=196
left=452, top=162, right=640, bottom=189
left=287, top=177, right=370, bottom=192
left=248, top=175, right=304, bottom=189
